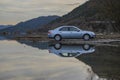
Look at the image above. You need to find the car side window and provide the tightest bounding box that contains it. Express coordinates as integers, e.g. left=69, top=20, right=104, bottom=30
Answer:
left=69, top=27, right=79, bottom=31
left=59, top=27, right=69, bottom=31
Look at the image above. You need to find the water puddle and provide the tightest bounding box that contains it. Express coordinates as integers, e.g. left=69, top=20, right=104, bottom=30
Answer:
left=0, top=39, right=120, bottom=80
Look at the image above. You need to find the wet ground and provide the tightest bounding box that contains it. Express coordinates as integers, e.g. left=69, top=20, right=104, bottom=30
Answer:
left=0, top=37, right=120, bottom=80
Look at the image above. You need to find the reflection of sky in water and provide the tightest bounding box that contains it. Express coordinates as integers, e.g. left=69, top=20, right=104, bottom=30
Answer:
left=0, top=40, right=99, bottom=80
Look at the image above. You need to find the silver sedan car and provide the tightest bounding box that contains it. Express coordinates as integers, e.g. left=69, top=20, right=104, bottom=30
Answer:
left=48, top=26, right=95, bottom=41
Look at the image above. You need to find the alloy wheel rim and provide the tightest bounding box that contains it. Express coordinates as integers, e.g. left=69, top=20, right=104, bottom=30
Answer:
left=84, top=35, right=89, bottom=40
left=55, top=43, right=61, bottom=48
left=55, top=36, right=60, bottom=40
left=84, top=44, right=90, bottom=50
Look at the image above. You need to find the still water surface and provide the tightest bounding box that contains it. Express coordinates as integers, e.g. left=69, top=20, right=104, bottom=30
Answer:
left=0, top=39, right=120, bottom=80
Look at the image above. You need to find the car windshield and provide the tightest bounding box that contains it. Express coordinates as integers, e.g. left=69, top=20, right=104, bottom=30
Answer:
left=59, top=53, right=77, bottom=57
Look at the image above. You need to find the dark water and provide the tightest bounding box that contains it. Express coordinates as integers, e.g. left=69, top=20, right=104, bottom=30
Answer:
left=76, top=44, right=120, bottom=80
left=0, top=38, right=120, bottom=80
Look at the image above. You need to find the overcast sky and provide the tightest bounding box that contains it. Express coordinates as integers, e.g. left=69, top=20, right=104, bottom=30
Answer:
left=0, top=0, right=87, bottom=25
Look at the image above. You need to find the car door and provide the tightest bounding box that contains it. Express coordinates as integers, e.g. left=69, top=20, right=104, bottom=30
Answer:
left=59, top=27, right=71, bottom=38
left=69, top=27, right=82, bottom=38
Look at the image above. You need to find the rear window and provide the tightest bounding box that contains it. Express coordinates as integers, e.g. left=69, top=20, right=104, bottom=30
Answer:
left=69, top=27, right=79, bottom=31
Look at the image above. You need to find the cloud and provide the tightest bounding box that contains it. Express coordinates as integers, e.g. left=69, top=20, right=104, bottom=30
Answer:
left=0, top=0, right=87, bottom=24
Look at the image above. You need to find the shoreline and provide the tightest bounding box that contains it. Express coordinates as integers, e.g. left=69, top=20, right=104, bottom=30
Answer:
left=1, top=34, right=120, bottom=44
left=13, top=33, right=120, bottom=40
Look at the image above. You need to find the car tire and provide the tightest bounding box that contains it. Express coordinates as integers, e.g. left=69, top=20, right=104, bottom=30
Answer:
left=54, top=35, right=62, bottom=41
left=83, top=34, right=90, bottom=41
left=82, top=44, right=90, bottom=50
left=54, top=43, right=62, bottom=50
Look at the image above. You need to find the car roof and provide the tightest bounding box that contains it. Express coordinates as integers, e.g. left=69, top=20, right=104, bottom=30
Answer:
left=54, top=26, right=79, bottom=31
left=56, top=26, right=77, bottom=29
left=60, top=26, right=77, bottom=28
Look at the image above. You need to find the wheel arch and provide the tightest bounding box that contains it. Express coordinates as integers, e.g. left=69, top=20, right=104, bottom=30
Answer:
left=83, top=33, right=91, bottom=38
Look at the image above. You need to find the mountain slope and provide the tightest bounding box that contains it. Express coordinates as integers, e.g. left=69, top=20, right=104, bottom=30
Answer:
left=0, top=25, right=13, bottom=30
left=0, top=16, right=59, bottom=34
left=38, top=0, right=117, bottom=33
left=38, top=0, right=100, bottom=32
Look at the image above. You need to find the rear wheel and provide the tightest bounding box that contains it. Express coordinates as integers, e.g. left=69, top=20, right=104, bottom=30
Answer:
left=54, top=35, right=62, bottom=41
left=54, top=43, right=62, bottom=50
left=83, top=34, right=90, bottom=41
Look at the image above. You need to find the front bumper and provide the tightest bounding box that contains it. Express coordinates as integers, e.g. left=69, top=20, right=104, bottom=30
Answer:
left=92, top=34, right=96, bottom=38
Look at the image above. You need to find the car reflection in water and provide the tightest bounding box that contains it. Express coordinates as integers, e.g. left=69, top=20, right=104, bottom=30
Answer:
left=49, top=43, right=95, bottom=57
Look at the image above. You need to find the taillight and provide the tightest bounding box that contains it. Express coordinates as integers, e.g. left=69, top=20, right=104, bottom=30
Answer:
left=48, top=31, right=51, bottom=34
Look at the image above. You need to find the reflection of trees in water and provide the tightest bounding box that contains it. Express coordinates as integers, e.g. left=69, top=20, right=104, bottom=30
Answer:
left=76, top=46, right=120, bottom=79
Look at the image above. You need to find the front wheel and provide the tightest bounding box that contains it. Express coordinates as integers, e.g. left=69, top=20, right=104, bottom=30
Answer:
left=83, top=44, right=90, bottom=50
left=54, top=35, right=62, bottom=41
left=83, top=34, right=90, bottom=41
